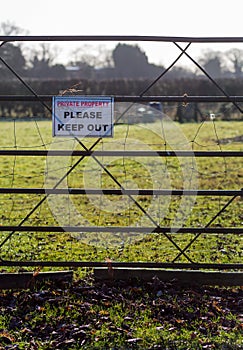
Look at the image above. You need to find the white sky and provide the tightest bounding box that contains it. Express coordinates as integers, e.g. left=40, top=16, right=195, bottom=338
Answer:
left=2, top=0, right=243, bottom=68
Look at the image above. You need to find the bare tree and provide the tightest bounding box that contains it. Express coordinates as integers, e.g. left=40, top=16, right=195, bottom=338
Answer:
left=225, top=48, right=243, bottom=78
left=70, top=44, right=113, bottom=68
left=28, top=43, right=59, bottom=67
left=24, top=43, right=65, bottom=78
left=0, top=20, right=28, bottom=35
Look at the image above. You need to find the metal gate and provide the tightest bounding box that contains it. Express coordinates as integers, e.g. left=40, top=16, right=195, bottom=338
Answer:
left=0, top=35, right=242, bottom=272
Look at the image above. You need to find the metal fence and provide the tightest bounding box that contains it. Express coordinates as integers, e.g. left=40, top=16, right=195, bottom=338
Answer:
left=0, top=35, right=242, bottom=271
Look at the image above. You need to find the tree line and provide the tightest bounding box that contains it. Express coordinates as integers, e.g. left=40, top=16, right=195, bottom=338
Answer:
left=0, top=21, right=243, bottom=122
left=1, top=21, right=243, bottom=80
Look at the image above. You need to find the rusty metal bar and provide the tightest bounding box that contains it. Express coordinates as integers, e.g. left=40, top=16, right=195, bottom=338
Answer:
left=0, top=260, right=242, bottom=270
left=0, top=150, right=242, bottom=157
left=1, top=95, right=243, bottom=103
left=0, top=225, right=241, bottom=234
left=0, top=188, right=242, bottom=196
left=1, top=35, right=243, bottom=43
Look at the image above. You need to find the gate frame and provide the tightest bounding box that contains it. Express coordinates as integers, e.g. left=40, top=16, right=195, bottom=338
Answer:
left=0, top=35, right=242, bottom=273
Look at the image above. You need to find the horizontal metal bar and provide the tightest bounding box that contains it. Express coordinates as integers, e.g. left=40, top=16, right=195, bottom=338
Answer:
left=0, top=188, right=242, bottom=196
left=1, top=95, right=243, bottom=103
left=0, top=150, right=242, bottom=157
left=1, top=35, right=243, bottom=43
left=0, top=226, right=241, bottom=234
left=0, top=260, right=242, bottom=270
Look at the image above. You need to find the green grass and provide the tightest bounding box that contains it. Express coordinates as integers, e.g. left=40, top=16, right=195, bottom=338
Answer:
left=0, top=119, right=242, bottom=269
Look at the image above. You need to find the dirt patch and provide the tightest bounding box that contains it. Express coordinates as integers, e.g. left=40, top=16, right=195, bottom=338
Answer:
left=0, top=277, right=242, bottom=349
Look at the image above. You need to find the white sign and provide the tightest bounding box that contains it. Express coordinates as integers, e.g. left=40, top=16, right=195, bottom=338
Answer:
left=52, top=96, right=114, bottom=137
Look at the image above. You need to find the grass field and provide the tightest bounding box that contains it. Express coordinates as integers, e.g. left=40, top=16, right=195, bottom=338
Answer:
left=0, top=118, right=242, bottom=268
left=0, top=117, right=242, bottom=349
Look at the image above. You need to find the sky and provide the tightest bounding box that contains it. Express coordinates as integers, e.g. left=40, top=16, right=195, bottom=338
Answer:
left=1, top=0, right=243, bottom=68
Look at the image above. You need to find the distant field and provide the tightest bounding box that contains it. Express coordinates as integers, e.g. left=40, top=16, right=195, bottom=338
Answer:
left=0, top=119, right=242, bottom=270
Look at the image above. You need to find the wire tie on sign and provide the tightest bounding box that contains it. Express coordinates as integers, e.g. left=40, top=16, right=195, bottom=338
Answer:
left=182, top=93, right=188, bottom=107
